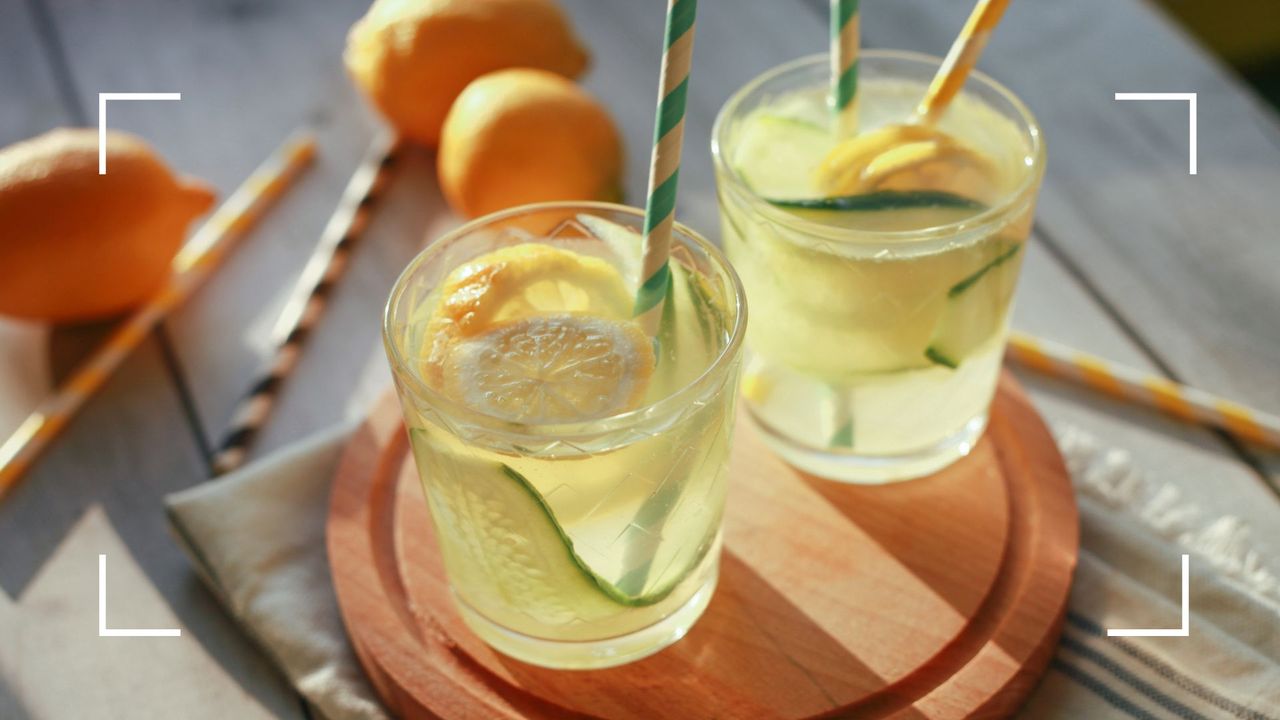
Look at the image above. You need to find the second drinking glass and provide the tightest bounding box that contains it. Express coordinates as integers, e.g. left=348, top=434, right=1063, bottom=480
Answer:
left=712, top=51, right=1045, bottom=483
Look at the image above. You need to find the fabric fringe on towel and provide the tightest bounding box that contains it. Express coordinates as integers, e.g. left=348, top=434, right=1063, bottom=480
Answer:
left=1054, top=424, right=1280, bottom=609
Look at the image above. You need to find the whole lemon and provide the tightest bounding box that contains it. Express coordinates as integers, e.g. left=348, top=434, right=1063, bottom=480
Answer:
left=345, top=0, right=590, bottom=147
left=0, top=128, right=215, bottom=323
left=439, top=68, right=623, bottom=219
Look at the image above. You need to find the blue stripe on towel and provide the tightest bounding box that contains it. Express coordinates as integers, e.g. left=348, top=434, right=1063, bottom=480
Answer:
left=1067, top=612, right=1277, bottom=720
left=1059, top=634, right=1210, bottom=720
left=1053, top=658, right=1164, bottom=720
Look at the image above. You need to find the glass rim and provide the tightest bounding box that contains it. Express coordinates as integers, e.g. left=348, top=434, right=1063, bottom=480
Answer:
left=710, top=50, right=1046, bottom=247
left=382, top=200, right=748, bottom=440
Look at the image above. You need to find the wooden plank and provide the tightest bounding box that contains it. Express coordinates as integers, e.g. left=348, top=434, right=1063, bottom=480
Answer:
left=855, top=0, right=1280, bottom=475
left=0, top=0, right=72, bottom=145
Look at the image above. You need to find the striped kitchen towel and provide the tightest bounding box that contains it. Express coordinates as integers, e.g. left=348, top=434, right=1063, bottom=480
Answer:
left=1018, top=427, right=1280, bottom=718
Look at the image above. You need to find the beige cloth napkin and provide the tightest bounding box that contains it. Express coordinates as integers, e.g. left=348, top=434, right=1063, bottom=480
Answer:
left=166, top=422, right=388, bottom=720
left=166, top=422, right=1280, bottom=720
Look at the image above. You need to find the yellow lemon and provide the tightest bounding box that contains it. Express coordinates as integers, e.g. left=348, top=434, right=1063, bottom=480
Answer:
left=439, top=68, right=622, bottom=219
left=0, top=128, right=215, bottom=323
left=345, top=0, right=590, bottom=147
left=441, top=313, right=654, bottom=423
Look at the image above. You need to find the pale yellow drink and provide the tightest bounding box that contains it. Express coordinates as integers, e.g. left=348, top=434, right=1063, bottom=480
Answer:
left=712, top=52, right=1044, bottom=483
left=383, top=203, right=745, bottom=668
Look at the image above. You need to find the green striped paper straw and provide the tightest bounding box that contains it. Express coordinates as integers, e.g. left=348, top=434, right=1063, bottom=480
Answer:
left=828, top=0, right=860, bottom=448
left=634, top=0, right=698, bottom=334
left=830, top=0, right=860, bottom=135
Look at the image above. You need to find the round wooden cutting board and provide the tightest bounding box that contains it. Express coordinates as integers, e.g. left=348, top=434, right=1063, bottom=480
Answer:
left=328, top=371, right=1079, bottom=719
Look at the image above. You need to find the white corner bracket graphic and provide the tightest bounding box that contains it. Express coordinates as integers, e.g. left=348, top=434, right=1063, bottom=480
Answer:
left=1107, top=554, right=1190, bottom=637
left=1114, top=92, right=1197, bottom=175
left=98, top=92, right=182, bottom=174
left=98, top=554, right=181, bottom=637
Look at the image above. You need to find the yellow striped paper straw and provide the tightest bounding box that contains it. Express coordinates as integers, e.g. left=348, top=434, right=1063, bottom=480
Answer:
left=830, top=0, right=860, bottom=135
left=634, top=0, right=698, bottom=336
left=0, top=131, right=316, bottom=500
left=1008, top=331, right=1280, bottom=450
left=916, top=0, right=1012, bottom=125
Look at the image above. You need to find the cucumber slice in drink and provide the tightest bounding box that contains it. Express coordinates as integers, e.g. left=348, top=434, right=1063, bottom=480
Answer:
left=494, top=465, right=683, bottom=607
left=766, top=189, right=984, bottom=212
left=416, top=429, right=683, bottom=618
left=766, top=190, right=986, bottom=231
left=924, top=243, right=1023, bottom=368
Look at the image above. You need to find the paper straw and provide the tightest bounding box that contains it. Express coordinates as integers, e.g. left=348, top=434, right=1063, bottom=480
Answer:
left=0, top=131, right=317, bottom=500
left=825, top=0, right=860, bottom=447
left=1008, top=332, right=1280, bottom=450
left=830, top=0, right=860, bottom=135
left=210, top=131, right=401, bottom=475
left=633, top=0, right=698, bottom=335
left=916, top=0, right=1012, bottom=125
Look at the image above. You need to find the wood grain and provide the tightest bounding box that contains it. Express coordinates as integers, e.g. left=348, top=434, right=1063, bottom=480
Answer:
left=330, top=374, right=1078, bottom=719
left=0, top=0, right=72, bottom=145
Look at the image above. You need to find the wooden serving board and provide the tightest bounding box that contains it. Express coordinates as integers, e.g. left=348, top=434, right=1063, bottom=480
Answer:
left=328, top=371, right=1079, bottom=719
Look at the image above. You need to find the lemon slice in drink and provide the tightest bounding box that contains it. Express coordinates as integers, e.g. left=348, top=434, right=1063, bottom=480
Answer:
left=815, top=124, right=999, bottom=201
left=814, top=124, right=939, bottom=194
left=442, top=313, right=654, bottom=424
left=411, top=433, right=677, bottom=629
left=435, top=244, right=631, bottom=335
left=423, top=243, right=633, bottom=384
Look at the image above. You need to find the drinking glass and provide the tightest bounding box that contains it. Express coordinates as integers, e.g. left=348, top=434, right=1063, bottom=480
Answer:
left=712, top=51, right=1044, bottom=483
left=383, top=202, right=746, bottom=668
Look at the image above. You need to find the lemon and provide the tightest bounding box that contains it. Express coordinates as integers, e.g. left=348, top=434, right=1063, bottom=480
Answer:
left=0, top=128, right=214, bottom=323
left=345, top=0, right=589, bottom=147
left=439, top=69, right=623, bottom=219
left=815, top=124, right=998, bottom=201
left=442, top=314, right=654, bottom=423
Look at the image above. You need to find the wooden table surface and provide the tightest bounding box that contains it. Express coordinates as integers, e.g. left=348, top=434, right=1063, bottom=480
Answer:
left=2, top=0, right=1277, bottom=718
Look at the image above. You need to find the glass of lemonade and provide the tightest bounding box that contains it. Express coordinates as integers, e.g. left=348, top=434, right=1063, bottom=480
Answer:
left=383, top=202, right=746, bottom=668
left=712, top=51, right=1044, bottom=484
